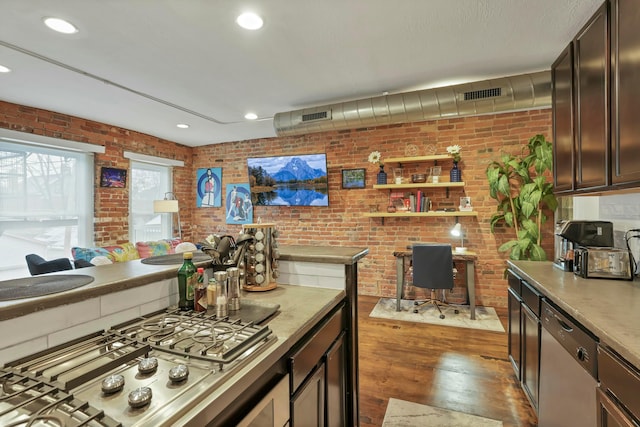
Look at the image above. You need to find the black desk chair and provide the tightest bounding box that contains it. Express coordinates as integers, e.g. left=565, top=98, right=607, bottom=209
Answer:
left=25, top=254, right=73, bottom=276
left=411, top=243, right=458, bottom=319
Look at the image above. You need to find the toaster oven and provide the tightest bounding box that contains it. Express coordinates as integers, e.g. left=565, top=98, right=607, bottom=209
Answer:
left=573, top=247, right=634, bottom=280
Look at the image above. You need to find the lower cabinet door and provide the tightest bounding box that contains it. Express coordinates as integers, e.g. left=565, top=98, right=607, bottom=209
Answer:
left=521, top=304, right=540, bottom=413
left=508, top=288, right=522, bottom=379
left=291, top=364, right=325, bottom=427
left=597, top=388, right=637, bottom=427
left=326, top=333, right=346, bottom=427
left=237, top=374, right=290, bottom=427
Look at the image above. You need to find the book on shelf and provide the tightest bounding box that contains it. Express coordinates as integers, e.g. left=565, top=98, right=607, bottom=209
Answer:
left=407, top=191, right=431, bottom=212
left=390, top=191, right=410, bottom=211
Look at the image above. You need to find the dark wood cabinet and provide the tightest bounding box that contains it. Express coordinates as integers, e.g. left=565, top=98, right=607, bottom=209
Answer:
left=574, top=2, right=610, bottom=191
left=507, top=270, right=541, bottom=415
left=507, top=271, right=523, bottom=379
left=551, top=0, right=640, bottom=194
left=326, top=332, right=347, bottom=427
left=610, top=0, right=640, bottom=186
left=552, top=43, right=575, bottom=193
left=289, top=305, right=347, bottom=427
left=597, top=388, right=636, bottom=427
left=507, top=288, right=522, bottom=378
left=521, top=303, right=541, bottom=412
left=292, top=363, right=326, bottom=426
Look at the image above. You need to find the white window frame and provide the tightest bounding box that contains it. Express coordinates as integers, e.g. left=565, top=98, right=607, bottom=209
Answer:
left=0, top=129, right=103, bottom=280
left=126, top=152, right=183, bottom=243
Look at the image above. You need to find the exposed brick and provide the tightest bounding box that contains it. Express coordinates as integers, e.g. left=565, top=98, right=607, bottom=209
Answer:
left=0, top=100, right=553, bottom=308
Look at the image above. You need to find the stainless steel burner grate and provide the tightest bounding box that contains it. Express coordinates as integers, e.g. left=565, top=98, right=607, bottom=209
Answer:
left=0, top=368, right=123, bottom=427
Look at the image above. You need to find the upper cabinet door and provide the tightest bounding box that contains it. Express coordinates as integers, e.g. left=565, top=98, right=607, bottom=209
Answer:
left=574, top=2, right=610, bottom=191
left=552, top=43, right=575, bottom=194
left=611, top=0, right=640, bottom=186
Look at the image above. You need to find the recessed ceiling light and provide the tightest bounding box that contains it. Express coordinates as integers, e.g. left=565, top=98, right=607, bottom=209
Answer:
left=244, top=113, right=258, bottom=120
left=0, top=65, right=11, bottom=73
left=236, top=12, right=263, bottom=30
left=43, top=17, right=78, bottom=34
left=176, top=123, right=190, bottom=129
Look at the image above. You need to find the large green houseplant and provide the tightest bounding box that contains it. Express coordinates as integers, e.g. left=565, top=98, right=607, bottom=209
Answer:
left=486, top=134, right=558, bottom=261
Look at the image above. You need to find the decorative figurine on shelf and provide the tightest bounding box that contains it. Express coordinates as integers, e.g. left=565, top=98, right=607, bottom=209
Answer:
left=368, top=150, right=387, bottom=184
left=447, top=144, right=462, bottom=182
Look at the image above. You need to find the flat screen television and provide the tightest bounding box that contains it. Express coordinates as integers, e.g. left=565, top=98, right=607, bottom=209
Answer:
left=247, top=153, right=329, bottom=206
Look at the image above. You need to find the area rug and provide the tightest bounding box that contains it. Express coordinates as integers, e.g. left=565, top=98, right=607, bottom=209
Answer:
left=382, top=398, right=503, bottom=427
left=369, top=298, right=505, bottom=333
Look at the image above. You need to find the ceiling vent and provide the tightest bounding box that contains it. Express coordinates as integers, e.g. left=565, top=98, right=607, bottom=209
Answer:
left=302, top=110, right=331, bottom=122
left=273, top=71, right=550, bottom=137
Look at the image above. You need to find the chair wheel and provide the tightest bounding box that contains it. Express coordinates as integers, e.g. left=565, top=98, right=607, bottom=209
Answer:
left=454, top=309, right=459, bottom=314
left=413, top=301, right=419, bottom=306
left=439, top=314, right=445, bottom=319
left=413, top=309, right=418, bottom=313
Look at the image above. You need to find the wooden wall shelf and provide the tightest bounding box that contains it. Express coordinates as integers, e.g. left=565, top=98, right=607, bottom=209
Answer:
left=373, top=181, right=465, bottom=190
left=385, top=154, right=453, bottom=164
left=362, top=211, right=478, bottom=218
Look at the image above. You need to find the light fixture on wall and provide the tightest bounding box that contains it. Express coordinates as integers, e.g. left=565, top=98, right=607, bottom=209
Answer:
left=153, top=192, right=181, bottom=239
left=450, top=221, right=465, bottom=253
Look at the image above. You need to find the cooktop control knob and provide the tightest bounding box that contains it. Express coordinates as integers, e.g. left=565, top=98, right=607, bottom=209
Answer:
left=101, top=374, right=125, bottom=394
left=169, top=364, right=189, bottom=382
left=138, top=357, right=159, bottom=374
left=128, top=386, right=152, bottom=408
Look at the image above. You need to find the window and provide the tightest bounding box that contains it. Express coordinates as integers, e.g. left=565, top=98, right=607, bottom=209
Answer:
left=129, top=161, right=172, bottom=242
left=0, top=139, right=95, bottom=280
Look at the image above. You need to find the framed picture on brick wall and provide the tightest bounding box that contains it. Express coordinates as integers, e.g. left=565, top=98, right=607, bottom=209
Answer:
left=341, top=168, right=366, bottom=189
left=196, top=167, right=222, bottom=207
left=100, top=167, right=127, bottom=188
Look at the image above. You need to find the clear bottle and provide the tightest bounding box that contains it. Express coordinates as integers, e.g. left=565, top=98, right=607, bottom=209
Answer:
left=194, top=267, right=207, bottom=312
left=177, top=252, right=197, bottom=311
left=206, top=277, right=217, bottom=308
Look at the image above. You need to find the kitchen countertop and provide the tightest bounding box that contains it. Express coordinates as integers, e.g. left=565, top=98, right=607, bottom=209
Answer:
left=508, top=260, right=640, bottom=369
left=278, top=245, right=368, bottom=265
left=0, top=245, right=368, bottom=321
left=176, top=284, right=345, bottom=425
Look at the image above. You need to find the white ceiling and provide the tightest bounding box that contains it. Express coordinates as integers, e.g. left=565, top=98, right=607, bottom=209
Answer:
left=0, top=0, right=602, bottom=147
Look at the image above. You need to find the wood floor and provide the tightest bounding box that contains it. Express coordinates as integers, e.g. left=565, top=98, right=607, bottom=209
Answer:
left=357, top=295, right=537, bottom=427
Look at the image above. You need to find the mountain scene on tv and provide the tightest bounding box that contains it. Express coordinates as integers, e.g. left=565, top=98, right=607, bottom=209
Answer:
left=247, top=154, right=329, bottom=206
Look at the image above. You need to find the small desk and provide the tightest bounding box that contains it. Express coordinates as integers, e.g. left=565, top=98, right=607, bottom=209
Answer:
left=393, top=248, right=478, bottom=320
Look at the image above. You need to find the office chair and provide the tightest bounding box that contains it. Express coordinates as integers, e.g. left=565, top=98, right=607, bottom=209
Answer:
left=411, top=243, right=458, bottom=319
left=25, top=254, right=73, bottom=276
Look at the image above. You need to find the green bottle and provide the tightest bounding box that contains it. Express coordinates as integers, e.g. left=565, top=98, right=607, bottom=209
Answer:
left=177, top=252, right=197, bottom=311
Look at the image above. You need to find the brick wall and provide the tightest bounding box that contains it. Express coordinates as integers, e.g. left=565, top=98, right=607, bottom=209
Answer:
left=0, top=100, right=193, bottom=245
left=1, top=99, right=553, bottom=307
left=192, top=110, right=554, bottom=308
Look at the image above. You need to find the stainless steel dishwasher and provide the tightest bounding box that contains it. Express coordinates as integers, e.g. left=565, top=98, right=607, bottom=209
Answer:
left=538, top=299, right=598, bottom=427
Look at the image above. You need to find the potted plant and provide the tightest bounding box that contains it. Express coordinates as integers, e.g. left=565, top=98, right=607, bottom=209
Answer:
left=486, top=134, right=558, bottom=261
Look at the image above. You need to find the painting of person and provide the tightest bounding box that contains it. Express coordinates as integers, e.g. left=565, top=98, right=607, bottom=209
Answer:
left=226, top=183, right=252, bottom=224
left=196, top=167, right=222, bottom=207
left=203, top=169, right=215, bottom=206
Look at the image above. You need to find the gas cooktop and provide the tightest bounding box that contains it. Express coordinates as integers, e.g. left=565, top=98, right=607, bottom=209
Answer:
left=1, top=308, right=277, bottom=427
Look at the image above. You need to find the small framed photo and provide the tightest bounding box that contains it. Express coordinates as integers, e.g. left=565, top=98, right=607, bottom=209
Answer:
left=100, top=167, right=127, bottom=188
left=341, top=168, right=366, bottom=189
left=459, top=196, right=472, bottom=211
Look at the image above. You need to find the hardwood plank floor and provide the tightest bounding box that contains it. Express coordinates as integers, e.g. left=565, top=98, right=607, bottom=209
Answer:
left=357, top=295, right=537, bottom=427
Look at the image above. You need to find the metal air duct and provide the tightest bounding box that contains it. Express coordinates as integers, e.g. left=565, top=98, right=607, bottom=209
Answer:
left=273, top=71, right=551, bottom=136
